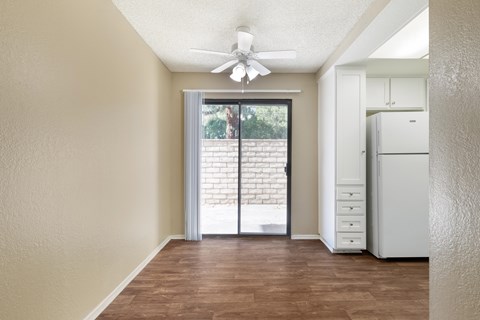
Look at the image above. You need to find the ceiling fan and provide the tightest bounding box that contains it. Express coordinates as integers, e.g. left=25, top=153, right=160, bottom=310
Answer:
left=190, top=26, right=296, bottom=82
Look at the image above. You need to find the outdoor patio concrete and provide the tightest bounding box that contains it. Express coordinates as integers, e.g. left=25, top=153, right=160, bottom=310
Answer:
left=201, top=204, right=287, bottom=234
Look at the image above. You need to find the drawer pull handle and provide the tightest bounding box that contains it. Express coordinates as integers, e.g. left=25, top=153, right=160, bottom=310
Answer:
left=349, top=193, right=353, bottom=196
left=349, top=206, right=354, bottom=210
left=349, top=223, right=354, bottom=226
left=350, top=240, right=354, bottom=243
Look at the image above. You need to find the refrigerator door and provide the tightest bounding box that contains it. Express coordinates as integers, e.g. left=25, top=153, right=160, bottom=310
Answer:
left=377, top=154, right=429, bottom=257
left=377, top=112, right=429, bottom=154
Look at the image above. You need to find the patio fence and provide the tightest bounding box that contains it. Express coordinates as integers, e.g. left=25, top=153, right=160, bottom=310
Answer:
left=201, top=139, right=287, bottom=205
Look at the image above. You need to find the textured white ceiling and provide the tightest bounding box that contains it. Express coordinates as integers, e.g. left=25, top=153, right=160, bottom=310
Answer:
left=112, top=0, right=375, bottom=73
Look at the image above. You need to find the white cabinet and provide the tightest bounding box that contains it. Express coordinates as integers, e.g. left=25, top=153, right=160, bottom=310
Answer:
left=336, top=70, right=366, bottom=185
left=336, top=216, right=365, bottom=232
left=336, top=233, right=366, bottom=249
left=318, top=67, right=366, bottom=253
left=366, top=77, right=426, bottom=111
left=366, top=78, right=390, bottom=109
left=390, top=78, right=426, bottom=109
left=336, top=201, right=365, bottom=215
left=336, top=186, right=365, bottom=201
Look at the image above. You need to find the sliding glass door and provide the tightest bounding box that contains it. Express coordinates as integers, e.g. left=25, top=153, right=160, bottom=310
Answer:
left=201, top=99, right=291, bottom=236
left=200, top=104, right=239, bottom=234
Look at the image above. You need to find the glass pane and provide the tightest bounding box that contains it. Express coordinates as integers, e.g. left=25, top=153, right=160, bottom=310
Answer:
left=201, top=104, right=239, bottom=234
left=240, top=104, right=288, bottom=234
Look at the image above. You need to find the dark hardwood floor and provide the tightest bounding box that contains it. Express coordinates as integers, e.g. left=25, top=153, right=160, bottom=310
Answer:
left=98, top=237, right=428, bottom=319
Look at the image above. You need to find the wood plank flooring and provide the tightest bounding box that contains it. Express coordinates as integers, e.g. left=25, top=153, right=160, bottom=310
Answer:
left=98, top=237, right=428, bottom=319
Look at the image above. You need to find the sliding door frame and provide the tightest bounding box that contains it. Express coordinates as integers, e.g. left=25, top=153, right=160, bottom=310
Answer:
left=203, top=98, right=292, bottom=236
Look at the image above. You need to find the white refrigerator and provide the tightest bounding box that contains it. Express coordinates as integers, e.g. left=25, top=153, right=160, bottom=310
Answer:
left=367, top=112, right=429, bottom=258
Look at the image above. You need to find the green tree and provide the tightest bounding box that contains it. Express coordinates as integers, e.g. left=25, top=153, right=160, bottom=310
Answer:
left=241, top=105, right=287, bottom=139
left=240, top=114, right=275, bottom=139
left=202, top=104, right=287, bottom=139
left=203, top=118, right=226, bottom=139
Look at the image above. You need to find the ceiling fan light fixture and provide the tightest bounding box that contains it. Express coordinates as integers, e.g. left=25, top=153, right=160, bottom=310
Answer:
left=229, top=72, right=242, bottom=82
left=232, top=62, right=246, bottom=77
left=246, top=65, right=259, bottom=81
left=230, top=62, right=247, bottom=82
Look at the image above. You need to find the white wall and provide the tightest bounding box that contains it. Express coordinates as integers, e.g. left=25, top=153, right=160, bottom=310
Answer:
left=366, top=59, right=429, bottom=76
left=430, top=0, right=480, bottom=318
left=0, top=1, right=173, bottom=319
left=317, top=68, right=336, bottom=245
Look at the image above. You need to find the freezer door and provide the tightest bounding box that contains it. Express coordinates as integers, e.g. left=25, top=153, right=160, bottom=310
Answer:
left=377, top=112, right=429, bottom=154
left=377, top=154, right=429, bottom=258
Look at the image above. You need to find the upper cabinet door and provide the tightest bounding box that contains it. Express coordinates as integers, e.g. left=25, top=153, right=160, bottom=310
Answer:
left=390, top=78, right=426, bottom=109
left=336, top=69, right=366, bottom=185
left=366, top=78, right=390, bottom=109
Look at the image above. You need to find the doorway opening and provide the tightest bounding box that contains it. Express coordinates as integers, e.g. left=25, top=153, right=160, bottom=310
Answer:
left=201, top=99, right=292, bottom=236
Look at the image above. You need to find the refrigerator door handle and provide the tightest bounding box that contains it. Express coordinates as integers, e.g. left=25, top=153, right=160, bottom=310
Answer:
left=378, top=158, right=381, bottom=177
left=377, top=130, right=380, bottom=151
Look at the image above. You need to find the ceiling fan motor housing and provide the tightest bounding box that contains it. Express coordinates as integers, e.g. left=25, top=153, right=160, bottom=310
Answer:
left=231, top=43, right=254, bottom=58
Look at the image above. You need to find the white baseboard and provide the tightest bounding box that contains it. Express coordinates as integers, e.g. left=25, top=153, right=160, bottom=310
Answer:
left=84, top=234, right=180, bottom=320
left=169, top=234, right=185, bottom=240
left=319, top=236, right=335, bottom=252
left=291, top=234, right=321, bottom=240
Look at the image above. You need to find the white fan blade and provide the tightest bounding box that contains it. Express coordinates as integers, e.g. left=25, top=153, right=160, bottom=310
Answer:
left=248, top=60, right=271, bottom=76
left=190, top=48, right=232, bottom=57
left=211, top=59, right=239, bottom=73
left=256, top=50, right=296, bottom=60
left=238, top=31, right=254, bottom=52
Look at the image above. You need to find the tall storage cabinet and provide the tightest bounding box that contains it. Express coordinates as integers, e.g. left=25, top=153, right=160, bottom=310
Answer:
left=318, top=67, right=366, bottom=252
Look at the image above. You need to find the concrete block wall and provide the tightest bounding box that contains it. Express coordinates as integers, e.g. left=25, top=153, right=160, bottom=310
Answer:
left=201, top=139, right=287, bottom=205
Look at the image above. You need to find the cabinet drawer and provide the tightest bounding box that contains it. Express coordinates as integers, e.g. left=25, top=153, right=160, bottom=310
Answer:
left=336, top=216, right=365, bottom=232
left=336, top=232, right=366, bottom=250
left=336, top=186, right=365, bottom=201
left=336, top=201, right=365, bottom=215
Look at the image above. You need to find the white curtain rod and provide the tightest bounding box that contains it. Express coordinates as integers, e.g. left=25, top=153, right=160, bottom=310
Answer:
left=182, top=89, right=302, bottom=93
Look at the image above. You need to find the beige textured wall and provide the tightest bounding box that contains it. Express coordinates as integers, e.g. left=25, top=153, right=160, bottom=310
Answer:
left=171, top=73, right=318, bottom=235
left=0, top=1, right=172, bottom=319
left=430, top=0, right=480, bottom=319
